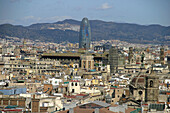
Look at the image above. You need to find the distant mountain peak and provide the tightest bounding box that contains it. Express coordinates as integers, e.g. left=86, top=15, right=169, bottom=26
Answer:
left=56, top=19, right=80, bottom=25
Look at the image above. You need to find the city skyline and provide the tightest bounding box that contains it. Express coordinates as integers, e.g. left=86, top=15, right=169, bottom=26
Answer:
left=0, top=0, right=170, bottom=26
left=0, top=30, right=170, bottom=113
left=0, top=0, right=170, bottom=112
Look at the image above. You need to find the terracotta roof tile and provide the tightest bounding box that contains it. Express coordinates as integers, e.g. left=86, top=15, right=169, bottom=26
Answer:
left=125, top=108, right=136, bottom=113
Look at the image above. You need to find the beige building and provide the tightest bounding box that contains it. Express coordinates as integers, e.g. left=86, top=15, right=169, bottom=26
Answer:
left=81, top=55, right=94, bottom=70
left=109, top=87, right=124, bottom=104
left=3, top=59, right=61, bottom=75
left=31, top=93, right=63, bottom=113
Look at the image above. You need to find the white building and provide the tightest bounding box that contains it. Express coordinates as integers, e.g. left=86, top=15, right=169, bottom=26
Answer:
left=48, top=78, right=62, bottom=86
left=68, top=80, right=80, bottom=94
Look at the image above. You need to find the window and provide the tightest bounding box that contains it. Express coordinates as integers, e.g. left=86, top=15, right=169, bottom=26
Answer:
left=75, top=83, right=77, bottom=86
left=72, top=83, right=74, bottom=86
left=150, top=80, right=153, bottom=87
left=72, top=89, right=74, bottom=93
left=139, top=91, right=143, bottom=95
left=112, top=91, right=115, bottom=98
left=83, top=61, right=86, bottom=68
left=88, top=61, right=91, bottom=69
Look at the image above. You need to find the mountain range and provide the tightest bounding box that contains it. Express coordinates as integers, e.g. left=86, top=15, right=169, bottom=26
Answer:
left=0, top=19, right=170, bottom=44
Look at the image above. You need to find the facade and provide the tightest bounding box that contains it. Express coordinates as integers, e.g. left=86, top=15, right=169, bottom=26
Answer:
left=0, top=97, right=26, bottom=108
left=3, top=59, right=61, bottom=75
left=31, top=94, right=63, bottom=113
left=79, top=17, right=91, bottom=49
left=145, top=72, right=159, bottom=103
left=68, top=80, right=80, bottom=94
left=81, top=55, right=94, bottom=70
left=41, top=52, right=108, bottom=65
left=109, top=87, right=124, bottom=104
left=94, top=46, right=105, bottom=53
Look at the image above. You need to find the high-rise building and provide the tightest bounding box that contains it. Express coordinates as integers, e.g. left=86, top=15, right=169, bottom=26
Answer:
left=109, top=46, right=118, bottom=74
left=79, top=17, right=91, bottom=49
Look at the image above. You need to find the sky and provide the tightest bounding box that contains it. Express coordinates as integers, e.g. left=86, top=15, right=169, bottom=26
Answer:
left=0, top=0, right=170, bottom=26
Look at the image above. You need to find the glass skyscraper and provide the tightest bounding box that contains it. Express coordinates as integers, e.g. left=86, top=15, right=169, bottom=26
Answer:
left=79, top=17, right=91, bottom=49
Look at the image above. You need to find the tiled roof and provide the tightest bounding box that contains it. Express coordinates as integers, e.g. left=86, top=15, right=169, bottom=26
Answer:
left=125, top=108, right=136, bottom=113
left=58, top=106, right=116, bottom=113
left=58, top=106, right=136, bottom=113
left=70, top=80, right=80, bottom=82
left=91, top=100, right=111, bottom=107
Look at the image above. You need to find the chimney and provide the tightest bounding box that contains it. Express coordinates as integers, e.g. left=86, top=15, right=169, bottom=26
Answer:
left=69, top=108, right=74, bottom=113
left=33, top=94, right=35, bottom=99
left=95, top=108, right=99, bottom=113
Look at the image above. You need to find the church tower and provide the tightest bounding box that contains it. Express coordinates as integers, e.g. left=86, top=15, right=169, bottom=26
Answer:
left=145, top=68, right=159, bottom=103
left=160, top=48, right=165, bottom=65
left=129, top=67, right=159, bottom=103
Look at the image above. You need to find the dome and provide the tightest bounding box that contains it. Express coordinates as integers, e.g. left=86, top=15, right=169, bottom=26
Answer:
left=131, top=74, right=148, bottom=87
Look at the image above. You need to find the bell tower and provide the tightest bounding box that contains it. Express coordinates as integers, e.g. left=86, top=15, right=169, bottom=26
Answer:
left=160, top=48, right=165, bottom=65
left=128, top=47, right=134, bottom=64
left=145, top=68, right=159, bottom=103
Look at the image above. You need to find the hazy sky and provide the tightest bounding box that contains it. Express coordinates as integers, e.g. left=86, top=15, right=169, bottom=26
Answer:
left=0, top=0, right=170, bottom=26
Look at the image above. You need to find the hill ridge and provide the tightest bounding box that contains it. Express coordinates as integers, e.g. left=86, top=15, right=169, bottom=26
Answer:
left=0, top=19, right=170, bottom=44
